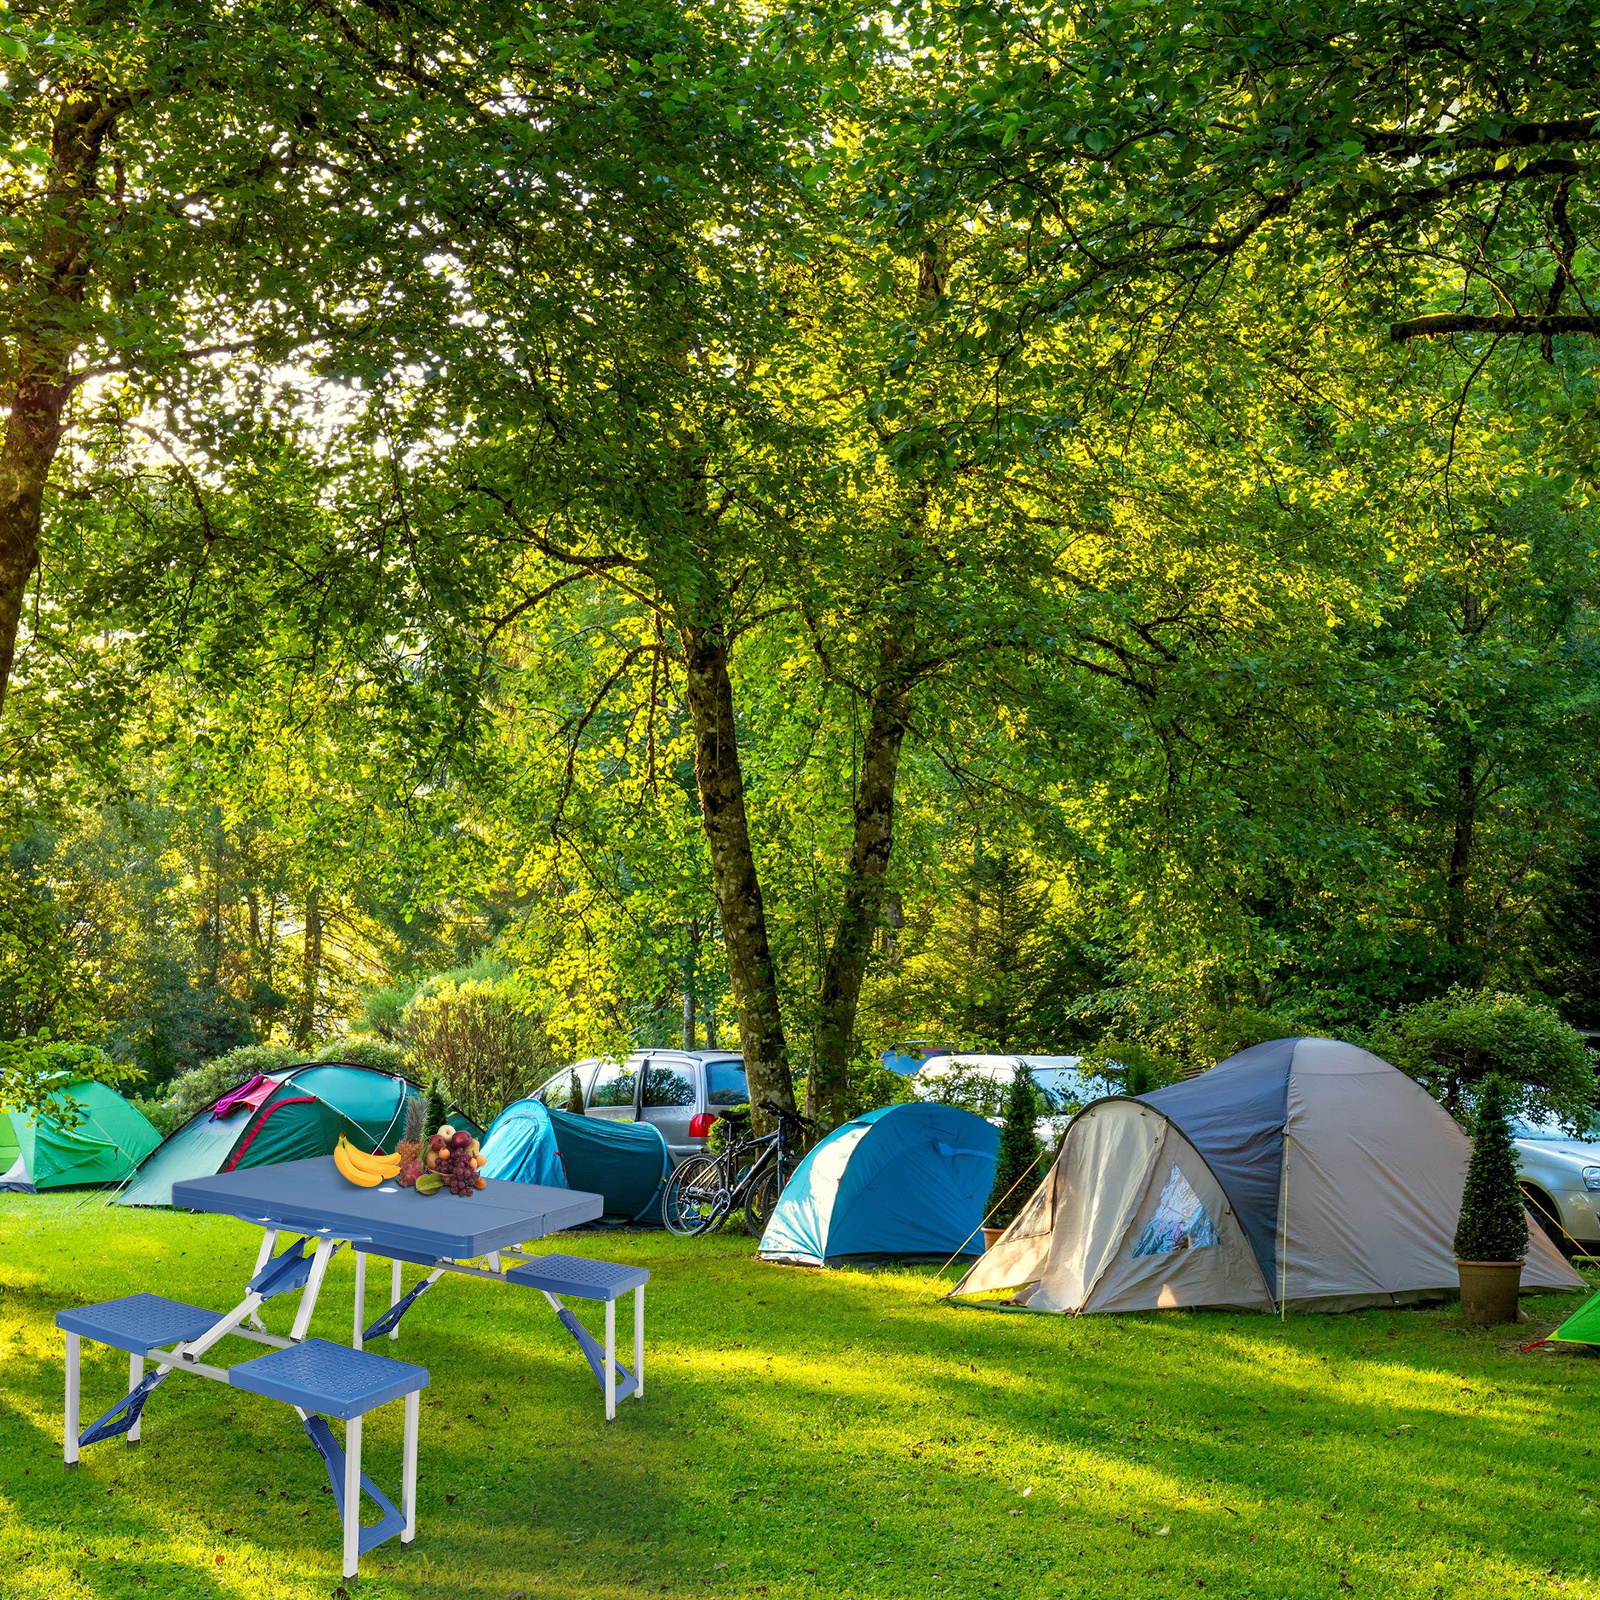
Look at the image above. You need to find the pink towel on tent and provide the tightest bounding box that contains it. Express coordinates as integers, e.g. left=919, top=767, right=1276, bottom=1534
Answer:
left=210, top=1074, right=280, bottom=1119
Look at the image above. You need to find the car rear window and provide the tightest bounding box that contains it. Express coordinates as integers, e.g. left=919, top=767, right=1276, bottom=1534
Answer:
left=644, top=1063, right=694, bottom=1107
left=589, top=1060, right=638, bottom=1108
left=705, top=1060, right=748, bottom=1106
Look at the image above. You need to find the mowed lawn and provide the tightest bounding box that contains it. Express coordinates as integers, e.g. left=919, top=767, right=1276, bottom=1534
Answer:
left=1, top=1197, right=1596, bottom=1600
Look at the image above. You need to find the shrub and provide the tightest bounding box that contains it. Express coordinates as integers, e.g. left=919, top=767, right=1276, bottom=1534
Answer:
left=127, top=1094, right=183, bottom=1137
left=358, top=986, right=415, bottom=1041
left=1369, top=987, right=1596, bottom=1130
left=315, top=1036, right=408, bottom=1075
left=986, top=1064, right=1044, bottom=1231
left=422, top=1076, right=451, bottom=1140
left=912, top=1064, right=1008, bottom=1120
left=1453, top=1076, right=1530, bottom=1263
left=1182, top=1006, right=1298, bottom=1071
left=160, top=1043, right=301, bottom=1126
left=707, top=1103, right=750, bottom=1153
left=836, top=1060, right=917, bottom=1123
left=1081, top=1038, right=1187, bottom=1097
left=404, top=977, right=555, bottom=1128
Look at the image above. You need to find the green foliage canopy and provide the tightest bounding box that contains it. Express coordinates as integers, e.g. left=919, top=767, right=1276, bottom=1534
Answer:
left=1370, top=987, right=1597, bottom=1131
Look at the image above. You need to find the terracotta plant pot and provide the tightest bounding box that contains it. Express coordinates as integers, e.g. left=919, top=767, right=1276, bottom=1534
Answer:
left=982, top=1226, right=1005, bottom=1251
left=1457, top=1259, right=1522, bottom=1325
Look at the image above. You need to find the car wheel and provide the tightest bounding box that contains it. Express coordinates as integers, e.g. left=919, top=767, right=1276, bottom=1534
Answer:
left=1523, top=1185, right=1575, bottom=1257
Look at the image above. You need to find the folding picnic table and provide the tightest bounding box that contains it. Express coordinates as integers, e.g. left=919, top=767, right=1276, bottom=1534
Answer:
left=57, top=1158, right=620, bottom=1585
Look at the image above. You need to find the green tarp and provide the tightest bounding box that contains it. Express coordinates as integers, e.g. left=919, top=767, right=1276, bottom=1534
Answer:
left=3, top=1080, right=161, bottom=1190
left=1549, top=1288, right=1600, bottom=1346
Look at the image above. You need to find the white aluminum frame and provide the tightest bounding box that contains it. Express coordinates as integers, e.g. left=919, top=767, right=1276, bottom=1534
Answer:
left=61, top=1227, right=421, bottom=1587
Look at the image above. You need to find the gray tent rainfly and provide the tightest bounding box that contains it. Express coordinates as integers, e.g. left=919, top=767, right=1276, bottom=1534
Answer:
left=955, top=1037, right=1584, bottom=1314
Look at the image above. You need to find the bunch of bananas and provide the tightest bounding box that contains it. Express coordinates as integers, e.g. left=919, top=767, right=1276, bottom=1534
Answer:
left=334, top=1136, right=403, bottom=1188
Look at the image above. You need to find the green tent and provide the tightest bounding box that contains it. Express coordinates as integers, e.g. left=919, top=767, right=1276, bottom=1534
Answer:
left=117, top=1061, right=478, bottom=1207
left=1547, top=1288, right=1600, bottom=1347
left=0, top=1080, right=162, bottom=1191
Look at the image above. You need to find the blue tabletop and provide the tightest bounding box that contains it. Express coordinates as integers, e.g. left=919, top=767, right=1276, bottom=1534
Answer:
left=173, top=1158, right=603, bottom=1258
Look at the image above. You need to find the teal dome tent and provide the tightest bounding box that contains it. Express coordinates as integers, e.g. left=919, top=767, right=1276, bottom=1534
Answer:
left=759, top=1102, right=999, bottom=1267
left=543, top=1107, right=669, bottom=1221
left=480, top=1094, right=669, bottom=1220
left=117, top=1063, right=460, bottom=1207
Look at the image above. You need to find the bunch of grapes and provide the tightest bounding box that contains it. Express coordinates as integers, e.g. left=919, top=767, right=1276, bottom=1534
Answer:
left=424, top=1126, right=487, bottom=1195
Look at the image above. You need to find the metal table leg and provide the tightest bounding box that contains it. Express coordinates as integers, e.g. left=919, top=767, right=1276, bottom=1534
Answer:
left=342, top=1414, right=362, bottom=1582
left=353, top=1251, right=366, bottom=1351
left=401, top=1389, right=419, bottom=1548
left=128, top=1353, right=144, bottom=1444
left=63, top=1332, right=79, bottom=1468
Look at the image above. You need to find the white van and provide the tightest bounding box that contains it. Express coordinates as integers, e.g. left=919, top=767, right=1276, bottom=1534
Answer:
left=910, top=1053, right=1111, bottom=1146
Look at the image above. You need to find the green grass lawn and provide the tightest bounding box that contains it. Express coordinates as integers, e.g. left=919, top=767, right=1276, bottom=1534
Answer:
left=1, top=1195, right=1597, bottom=1600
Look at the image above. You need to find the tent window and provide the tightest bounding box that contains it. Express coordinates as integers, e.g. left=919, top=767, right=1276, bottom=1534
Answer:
left=1132, top=1165, right=1220, bottom=1257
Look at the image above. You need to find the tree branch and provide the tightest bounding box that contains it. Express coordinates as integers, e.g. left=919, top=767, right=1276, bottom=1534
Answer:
left=1390, top=312, right=1600, bottom=342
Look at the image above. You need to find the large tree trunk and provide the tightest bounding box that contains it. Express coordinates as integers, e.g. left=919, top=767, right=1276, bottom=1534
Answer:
left=0, top=93, right=121, bottom=719
left=678, top=621, right=795, bottom=1129
left=807, top=681, right=912, bottom=1131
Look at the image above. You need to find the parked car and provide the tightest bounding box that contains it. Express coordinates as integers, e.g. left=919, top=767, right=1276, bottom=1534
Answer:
left=1512, top=1116, right=1600, bottom=1256
left=910, top=1053, right=1112, bottom=1148
left=530, top=1050, right=749, bottom=1165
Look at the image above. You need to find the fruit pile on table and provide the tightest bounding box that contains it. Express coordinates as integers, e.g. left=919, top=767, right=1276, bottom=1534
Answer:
left=406, top=1132, right=480, bottom=1196
left=334, top=1125, right=488, bottom=1194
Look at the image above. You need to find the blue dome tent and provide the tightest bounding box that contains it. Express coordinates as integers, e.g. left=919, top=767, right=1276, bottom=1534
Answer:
left=478, top=1098, right=565, bottom=1188
left=759, top=1102, right=999, bottom=1267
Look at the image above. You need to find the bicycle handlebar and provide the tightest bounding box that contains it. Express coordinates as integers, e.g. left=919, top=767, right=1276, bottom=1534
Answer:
left=757, top=1099, right=815, bottom=1129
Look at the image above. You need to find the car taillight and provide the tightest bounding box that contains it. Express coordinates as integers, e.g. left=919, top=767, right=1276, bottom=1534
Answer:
left=689, top=1112, right=719, bottom=1138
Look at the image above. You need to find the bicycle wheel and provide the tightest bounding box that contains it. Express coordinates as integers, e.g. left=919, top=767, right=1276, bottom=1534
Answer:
left=663, top=1155, right=724, bottom=1236
left=743, top=1166, right=782, bottom=1237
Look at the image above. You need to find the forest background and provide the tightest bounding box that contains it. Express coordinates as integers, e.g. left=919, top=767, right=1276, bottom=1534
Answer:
left=4, top=0, right=1600, bottom=1136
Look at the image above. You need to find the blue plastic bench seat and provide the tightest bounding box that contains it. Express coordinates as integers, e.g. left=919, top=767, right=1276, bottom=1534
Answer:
left=228, top=1337, right=426, bottom=1575
left=229, top=1338, right=428, bottom=1419
left=56, top=1294, right=221, bottom=1355
left=506, top=1253, right=649, bottom=1301
left=503, top=1253, right=646, bottom=1420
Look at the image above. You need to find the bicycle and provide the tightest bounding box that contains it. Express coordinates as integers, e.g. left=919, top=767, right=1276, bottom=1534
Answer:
left=661, top=1099, right=814, bottom=1237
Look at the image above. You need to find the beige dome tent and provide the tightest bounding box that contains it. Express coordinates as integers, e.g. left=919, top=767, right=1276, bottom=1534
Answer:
left=954, top=1037, right=1582, bottom=1314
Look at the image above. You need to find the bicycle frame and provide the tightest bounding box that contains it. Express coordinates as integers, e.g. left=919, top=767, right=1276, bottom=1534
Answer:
left=707, top=1111, right=807, bottom=1220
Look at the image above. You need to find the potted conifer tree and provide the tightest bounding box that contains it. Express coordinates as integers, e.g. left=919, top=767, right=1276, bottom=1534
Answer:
left=1454, top=1076, right=1529, bottom=1324
left=984, top=1066, right=1043, bottom=1249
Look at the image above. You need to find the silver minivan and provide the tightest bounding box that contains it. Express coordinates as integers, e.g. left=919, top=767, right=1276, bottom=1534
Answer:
left=530, top=1050, right=749, bottom=1165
